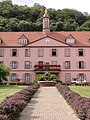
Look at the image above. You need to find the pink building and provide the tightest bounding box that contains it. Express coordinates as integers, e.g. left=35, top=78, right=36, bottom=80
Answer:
left=0, top=10, right=90, bottom=83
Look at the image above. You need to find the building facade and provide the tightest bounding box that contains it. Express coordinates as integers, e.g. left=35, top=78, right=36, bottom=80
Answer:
left=0, top=10, right=90, bottom=83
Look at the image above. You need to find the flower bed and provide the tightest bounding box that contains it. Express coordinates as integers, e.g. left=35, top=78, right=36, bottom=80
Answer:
left=0, top=83, right=39, bottom=120
left=56, top=83, right=90, bottom=120
left=39, top=81, right=57, bottom=86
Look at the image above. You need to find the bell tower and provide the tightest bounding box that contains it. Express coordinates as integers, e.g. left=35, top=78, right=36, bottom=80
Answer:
left=43, top=9, right=50, bottom=35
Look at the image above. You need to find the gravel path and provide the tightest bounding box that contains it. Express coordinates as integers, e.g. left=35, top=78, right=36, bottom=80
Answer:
left=19, top=87, right=79, bottom=120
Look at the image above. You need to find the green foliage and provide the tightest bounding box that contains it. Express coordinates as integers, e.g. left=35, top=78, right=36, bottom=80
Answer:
left=0, top=64, right=10, bottom=82
left=35, top=72, right=59, bottom=82
left=35, top=74, right=44, bottom=82
left=49, top=74, right=59, bottom=82
left=0, top=1, right=90, bottom=31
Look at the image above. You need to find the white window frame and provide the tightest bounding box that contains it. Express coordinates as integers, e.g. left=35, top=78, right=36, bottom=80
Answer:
left=25, top=73, right=30, bottom=81
left=66, top=39, right=75, bottom=44
left=11, top=73, right=17, bottom=80
left=38, top=49, right=44, bottom=57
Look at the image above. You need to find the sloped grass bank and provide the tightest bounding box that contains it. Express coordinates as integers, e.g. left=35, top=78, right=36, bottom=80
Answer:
left=0, top=85, right=27, bottom=102
left=56, top=83, right=90, bottom=120
left=0, top=83, right=39, bottom=120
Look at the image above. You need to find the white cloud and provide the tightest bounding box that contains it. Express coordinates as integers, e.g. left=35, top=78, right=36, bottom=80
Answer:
left=11, top=0, right=90, bottom=14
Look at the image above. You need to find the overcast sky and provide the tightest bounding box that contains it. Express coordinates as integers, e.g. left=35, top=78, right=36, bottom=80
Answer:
left=1, top=0, right=90, bottom=14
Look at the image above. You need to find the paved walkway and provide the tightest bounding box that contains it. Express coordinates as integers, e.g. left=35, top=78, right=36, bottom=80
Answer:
left=19, top=87, right=79, bottom=120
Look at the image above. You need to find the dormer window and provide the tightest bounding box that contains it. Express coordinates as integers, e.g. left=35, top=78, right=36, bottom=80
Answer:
left=19, top=39, right=28, bottom=45
left=66, top=39, right=75, bottom=44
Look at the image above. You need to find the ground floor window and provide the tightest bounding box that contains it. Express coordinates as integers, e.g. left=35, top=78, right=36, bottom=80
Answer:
left=77, top=73, right=85, bottom=79
left=65, top=73, right=71, bottom=82
left=25, top=73, right=30, bottom=81
left=11, top=73, right=17, bottom=80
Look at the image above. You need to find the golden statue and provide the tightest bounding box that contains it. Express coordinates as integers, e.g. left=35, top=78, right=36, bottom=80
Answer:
left=45, top=9, right=48, bottom=14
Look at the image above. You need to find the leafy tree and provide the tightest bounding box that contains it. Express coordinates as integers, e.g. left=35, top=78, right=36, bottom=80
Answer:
left=0, top=0, right=90, bottom=31
left=0, top=64, right=10, bottom=83
left=55, top=21, right=64, bottom=31
left=5, top=18, right=19, bottom=31
left=0, top=0, right=12, bottom=4
left=50, top=22, right=56, bottom=31
left=79, top=20, right=90, bottom=31
left=18, top=20, right=32, bottom=31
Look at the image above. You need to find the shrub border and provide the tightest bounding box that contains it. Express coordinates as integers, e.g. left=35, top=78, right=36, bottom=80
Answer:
left=56, top=83, right=90, bottom=120
left=0, top=83, right=40, bottom=120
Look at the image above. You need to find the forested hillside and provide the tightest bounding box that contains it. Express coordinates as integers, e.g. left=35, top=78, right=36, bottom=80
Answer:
left=0, top=0, right=90, bottom=31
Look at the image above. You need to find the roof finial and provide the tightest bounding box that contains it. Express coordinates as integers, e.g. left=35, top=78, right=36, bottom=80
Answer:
left=45, top=9, right=48, bottom=14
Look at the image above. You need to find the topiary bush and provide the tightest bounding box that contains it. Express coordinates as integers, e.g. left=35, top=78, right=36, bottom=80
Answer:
left=56, top=83, right=90, bottom=120
left=0, top=83, right=39, bottom=120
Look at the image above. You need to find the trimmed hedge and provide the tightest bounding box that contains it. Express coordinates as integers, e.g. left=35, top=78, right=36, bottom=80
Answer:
left=56, top=83, right=90, bottom=120
left=0, top=83, right=39, bottom=120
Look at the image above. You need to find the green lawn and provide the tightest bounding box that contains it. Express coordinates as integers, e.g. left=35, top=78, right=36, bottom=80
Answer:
left=0, top=85, right=27, bottom=102
left=69, top=86, right=90, bottom=98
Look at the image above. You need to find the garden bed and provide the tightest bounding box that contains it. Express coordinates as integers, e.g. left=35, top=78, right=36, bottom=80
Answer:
left=56, top=83, right=90, bottom=120
left=39, top=81, right=57, bottom=86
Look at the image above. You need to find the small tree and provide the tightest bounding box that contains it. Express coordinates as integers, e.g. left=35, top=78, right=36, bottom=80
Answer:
left=0, top=64, right=10, bottom=83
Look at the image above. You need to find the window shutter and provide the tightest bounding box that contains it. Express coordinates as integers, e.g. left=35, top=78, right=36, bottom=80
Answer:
left=77, top=74, right=79, bottom=79
left=17, top=50, right=19, bottom=56
left=84, top=62, right=86, bottom=68
left=10, top=50, right=12, bottom=56
left=50, top=50, right=52, bottom=57
left=83, top=49, right=85, bottom=56
left=63, top=62, right=65, bottom=69
left=10, top=62, right=11, bottom=68
left=17, top=62, right=19, bottom=69
left=77, top=62, right=79, bottom=68
left=16, top=73, right=18, bottom=79
left=84, top=74, right=86, bottom=79
left=57, top=49, right=59, bottom=56
left=30, top=74, right=32, bottom=82
left=23, top=74, right=25, bottom=82
left=76, top=49, right=78, bottom=56
left=30, top=62, right=32, bottom=68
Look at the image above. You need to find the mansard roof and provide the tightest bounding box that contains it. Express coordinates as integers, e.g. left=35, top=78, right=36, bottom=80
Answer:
left=0, top=31, right=90, bottom=46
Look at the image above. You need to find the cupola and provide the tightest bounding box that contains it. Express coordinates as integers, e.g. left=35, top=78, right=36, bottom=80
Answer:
left=43, top=9, right=50, bottom=35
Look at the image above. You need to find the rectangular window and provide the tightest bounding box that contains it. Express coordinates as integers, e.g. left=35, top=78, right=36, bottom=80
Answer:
left=65, top=61, right=70, bottom=69
left=52, top=49, right=57, bottom=56
left=12, top=49, right=17, bottom=57
left=11, top=61, right=18, bottom=69
left=38, top=49, right=44, bottom=57
left=38, top=61, right=43, bottom=69
left=78, top=73, right=85, bottom=79
left=51, top=61, right=57, bottom=65
left=25, top=61, right=31, bottom=69
left=11, top=73, right=17, bottom=80
left=79, top=61, right=84, bottom=69
left=25, top=49, right=30, bottom=57
left=25, top=73, right=30, bottom=81
left=65, top=73, right=71, bottom=82
left=66, top=39, right=75, bottom=44
left=0, top=49, right=4, bottom=57
left=51, top=61, right=57, bottom=69
left=38, top=61, right=43, bottom=65
left=78, top=49, right=83, bottom=56
left=65, top=49, right=70, bottom=57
